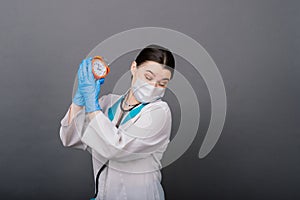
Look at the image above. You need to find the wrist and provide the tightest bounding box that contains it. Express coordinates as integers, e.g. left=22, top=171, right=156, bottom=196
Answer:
left=72, top=101, right=84, bottom=107
left=85, top=101, right=102, bottom=113
left=87, top=110, right=102, bottom=121
left=71, top=102, right=84, bottom=109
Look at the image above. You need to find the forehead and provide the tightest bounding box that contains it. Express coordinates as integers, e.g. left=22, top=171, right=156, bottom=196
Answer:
left=138, top=61, right=171, bottom=79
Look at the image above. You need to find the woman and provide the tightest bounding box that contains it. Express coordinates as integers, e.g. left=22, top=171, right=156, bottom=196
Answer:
left=59, top=44, right=175, bottom=200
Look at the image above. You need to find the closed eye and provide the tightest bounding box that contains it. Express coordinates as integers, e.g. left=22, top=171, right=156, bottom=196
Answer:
left=145, top=74, right=153, bottom=80
left=159, top=82, right=167, bottom=87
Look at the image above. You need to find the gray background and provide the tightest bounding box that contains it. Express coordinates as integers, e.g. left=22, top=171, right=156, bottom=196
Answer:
left=0, top=0, right=299, bottom=199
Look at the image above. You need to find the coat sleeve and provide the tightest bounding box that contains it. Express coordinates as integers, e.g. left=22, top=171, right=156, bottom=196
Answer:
left=81, top=102, right=172, bottom=162
left=59, top=106, right=88, bottom=150
left=59, top=95, right=108, bottom=150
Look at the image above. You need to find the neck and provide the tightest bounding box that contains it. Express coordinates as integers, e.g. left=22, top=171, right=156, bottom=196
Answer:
left=125, top=89, right=140, bottom=105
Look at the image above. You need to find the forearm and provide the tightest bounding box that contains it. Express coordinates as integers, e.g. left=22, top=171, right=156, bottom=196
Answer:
left=80, top=107, right=171, bottom=163
left=68, top=103, right=84, bottom=124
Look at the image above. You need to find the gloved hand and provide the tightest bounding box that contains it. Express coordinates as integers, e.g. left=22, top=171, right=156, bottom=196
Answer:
left=77, top=57, right=105, bottom=113
left=72, top=85, right=85, bottom=106
left=72, top=59, right=105, bottom=106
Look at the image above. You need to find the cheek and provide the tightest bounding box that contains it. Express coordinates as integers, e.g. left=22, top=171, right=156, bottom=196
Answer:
left=131, top=75, right=137, bottom=87
left=131, top=70, right=139, bottom=84
left=135, top=72, right=148, bottom=82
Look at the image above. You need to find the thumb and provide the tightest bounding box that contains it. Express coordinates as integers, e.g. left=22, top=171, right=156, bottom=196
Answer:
left=95, top=79, right=101, bottom=90
left=99, top=78, right=105, bottom=85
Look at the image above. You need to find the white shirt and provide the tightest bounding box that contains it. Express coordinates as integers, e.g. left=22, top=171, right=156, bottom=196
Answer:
left=59, top=93, right=172, bottom=200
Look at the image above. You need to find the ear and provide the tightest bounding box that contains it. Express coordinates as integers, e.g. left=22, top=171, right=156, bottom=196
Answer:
left=130, top=60, right=137, bottom=75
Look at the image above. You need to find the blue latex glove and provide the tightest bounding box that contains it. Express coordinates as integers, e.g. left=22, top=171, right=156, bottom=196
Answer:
left=72, top=86, right=85, bottom=106
left=77, top=57, right=105, bottom=113
left=72, top=60, right=104, bottom=106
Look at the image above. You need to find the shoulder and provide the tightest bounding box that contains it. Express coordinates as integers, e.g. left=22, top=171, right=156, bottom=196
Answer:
left=130, top=99, right=172, bottom=138
left=141, top=99, right=172, bottom=119
left=146, top=99, right=171, bottom=112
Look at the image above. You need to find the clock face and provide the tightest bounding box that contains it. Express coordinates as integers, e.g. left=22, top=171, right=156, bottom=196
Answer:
left=93, top=59, right=106, bottom=76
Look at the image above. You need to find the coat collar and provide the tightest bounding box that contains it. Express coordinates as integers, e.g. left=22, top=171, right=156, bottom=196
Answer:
left=107, top=94, right=149, bottom=128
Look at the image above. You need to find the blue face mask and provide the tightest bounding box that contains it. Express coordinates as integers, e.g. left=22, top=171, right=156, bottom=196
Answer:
left=131, top=77, right=166, bottom=103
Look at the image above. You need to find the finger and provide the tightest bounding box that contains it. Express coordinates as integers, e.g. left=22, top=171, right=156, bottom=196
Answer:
left=78, top=62, right=84, bottom=83
left=95, top=79, right=101, bottom=91
left=78, top=59, right=85, bottom=81
left=99, top=78, right=105, bottom=85
left=82, top=59, right=88, bottom=79
left=96, top=79, right=100, bottom=87
left=87, top=57, right=94, bottom=81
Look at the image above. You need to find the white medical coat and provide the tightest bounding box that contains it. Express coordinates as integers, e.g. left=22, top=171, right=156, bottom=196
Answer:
left=59, top=93, right=172, bottom=200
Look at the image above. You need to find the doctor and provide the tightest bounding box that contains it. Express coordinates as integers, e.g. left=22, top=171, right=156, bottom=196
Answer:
left=59, top=44, right=175, bottom=200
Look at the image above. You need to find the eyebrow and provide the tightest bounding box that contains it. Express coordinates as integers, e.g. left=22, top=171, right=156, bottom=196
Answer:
left=145, top=70, right=170, bottom=81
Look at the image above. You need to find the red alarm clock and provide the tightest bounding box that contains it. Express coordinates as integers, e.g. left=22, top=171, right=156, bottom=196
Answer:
left=91, top=56, right=110, bottom=79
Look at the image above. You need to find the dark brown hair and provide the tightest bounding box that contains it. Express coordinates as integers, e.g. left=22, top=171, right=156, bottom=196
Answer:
left=135, top=44, right=175, bottom=79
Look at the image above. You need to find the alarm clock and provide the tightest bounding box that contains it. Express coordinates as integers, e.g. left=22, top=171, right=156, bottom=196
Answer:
left=91, top=56, right=110, bottom=79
